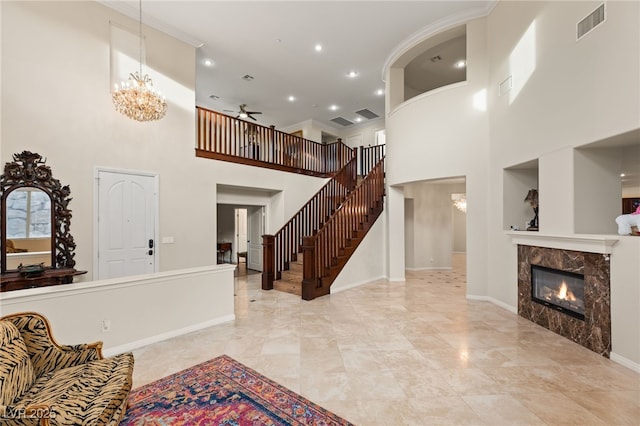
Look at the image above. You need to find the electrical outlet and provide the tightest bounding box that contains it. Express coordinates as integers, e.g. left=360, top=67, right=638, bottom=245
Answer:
left=430, top=257, right=435, bottom=263
left=101, top=319, right=111, bottom=332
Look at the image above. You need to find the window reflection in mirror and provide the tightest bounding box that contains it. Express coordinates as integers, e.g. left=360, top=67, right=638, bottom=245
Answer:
left=5, top=187, right=52, bottom=269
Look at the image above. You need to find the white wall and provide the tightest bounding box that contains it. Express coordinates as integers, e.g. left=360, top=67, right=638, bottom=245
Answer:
left=0, top=1, right=327, bottom=280
left=484, top=0, right=640, bottom=368
left=386, top=18, right=490, bottom=295
left=385, top=1, right=640, bottom=369
left=404, top=181, right=466, bottom=269
left=331, top=216, right=386, bottom=292
left=0, top=265, right=236, bottom=356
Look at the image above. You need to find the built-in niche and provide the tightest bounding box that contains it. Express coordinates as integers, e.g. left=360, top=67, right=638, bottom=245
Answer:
left=503, top=159, right=538, bottom=231
left=574, top=129, right=640, bottom=235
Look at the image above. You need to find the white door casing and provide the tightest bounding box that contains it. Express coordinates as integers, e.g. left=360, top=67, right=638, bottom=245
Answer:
left=235, top=208, right=248, bottom=263
left=247, top=206, right=264, bottom=271
left=96, top=170, right=158, bottom=280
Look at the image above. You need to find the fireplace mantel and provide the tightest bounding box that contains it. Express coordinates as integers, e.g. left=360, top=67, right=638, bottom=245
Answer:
left=507, top=231, right=619, bottom=254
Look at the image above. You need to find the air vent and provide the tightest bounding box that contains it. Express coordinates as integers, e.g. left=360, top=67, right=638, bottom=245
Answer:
left=330, top=117, right=354, bottom=126
left=355, top=109, right=379, bottom=120
left=499, top=76, right=512, bottom=96
left=242, top=74, right=255, bottom=81
left=577, top=3, right=605, bottom=40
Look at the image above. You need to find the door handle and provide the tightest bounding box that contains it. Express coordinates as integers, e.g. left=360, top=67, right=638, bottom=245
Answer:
left=148, top=239, right=154, bottom=249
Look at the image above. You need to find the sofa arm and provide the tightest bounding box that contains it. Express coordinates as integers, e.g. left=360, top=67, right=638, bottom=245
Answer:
left=1, top=312, right=103, bottom=378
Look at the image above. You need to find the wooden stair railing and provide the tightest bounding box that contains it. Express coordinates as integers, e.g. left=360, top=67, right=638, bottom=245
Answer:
left=302, top=157, right=385, bottom=300
left=196, top=106, right=354, bottom=177
left=360, top=144, right=386, bottom=176
left=262, top=154, right=358, bottom=291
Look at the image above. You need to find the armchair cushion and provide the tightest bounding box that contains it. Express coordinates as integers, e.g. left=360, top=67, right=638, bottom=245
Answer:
left=0, top=321, right=35, bottom=408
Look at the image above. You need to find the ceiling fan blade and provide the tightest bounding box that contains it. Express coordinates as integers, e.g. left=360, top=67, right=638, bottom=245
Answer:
left=246, top=111, right=262, bottom=115
left=248, top=115, right=257, bottom=121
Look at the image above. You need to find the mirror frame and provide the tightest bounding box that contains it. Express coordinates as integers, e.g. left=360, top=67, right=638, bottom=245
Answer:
left=1, top=151, right=77, bottom=273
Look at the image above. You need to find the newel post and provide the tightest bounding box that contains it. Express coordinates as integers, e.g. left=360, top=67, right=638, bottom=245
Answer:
left=301, top=236, right=318, bottom=301
left=262, top=234, right=275, bottom=290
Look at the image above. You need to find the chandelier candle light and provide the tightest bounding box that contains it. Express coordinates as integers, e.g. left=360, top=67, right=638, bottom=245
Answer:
left=112, top=0, right=167, bottom=122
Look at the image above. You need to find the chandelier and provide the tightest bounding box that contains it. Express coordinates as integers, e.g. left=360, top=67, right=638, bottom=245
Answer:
left=451, top=193, right=467, bottom=213
left=112, top=0, right=167, bottom=122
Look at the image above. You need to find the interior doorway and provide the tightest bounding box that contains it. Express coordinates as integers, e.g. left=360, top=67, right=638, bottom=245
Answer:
left=217, top=204, right=264, bottom=274
left=403, top=177, right=466, bottom=271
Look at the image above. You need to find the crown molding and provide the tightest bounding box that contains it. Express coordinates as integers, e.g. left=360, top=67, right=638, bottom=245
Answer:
left=98, top=1, right=204, bottom=48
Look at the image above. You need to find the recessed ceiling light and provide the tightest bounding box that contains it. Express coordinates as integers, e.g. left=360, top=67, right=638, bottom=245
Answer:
left=329, top=105, right=338, bottom=111
left=354, top=117, right=363, bottom=122
left=620, top=173, right=626, bottom=177
left=288, top=95, right=295, bottom=102
left=347, top=71, right=358, bottom=78
left=375, top=89, right=384, bottom=96
left=455, top=60, right=466, bottom=68
left=315, top=44, right=322, bottom=52
left=203, top=58, right=214, bottom=67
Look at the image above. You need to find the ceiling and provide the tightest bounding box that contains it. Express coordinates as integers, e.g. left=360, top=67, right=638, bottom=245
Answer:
left=101, top=1, right=493, bottom=131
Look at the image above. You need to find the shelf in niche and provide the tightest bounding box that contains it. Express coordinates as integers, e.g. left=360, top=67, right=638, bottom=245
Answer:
left=503, top=159, right=538, bottom=231
left=506, top=230, right=619, bottom=254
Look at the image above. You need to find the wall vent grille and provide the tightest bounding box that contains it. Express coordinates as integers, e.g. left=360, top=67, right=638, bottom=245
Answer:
left=577, top=3, right=605, bottom=40
left=499, top=76, right=513, bottom=96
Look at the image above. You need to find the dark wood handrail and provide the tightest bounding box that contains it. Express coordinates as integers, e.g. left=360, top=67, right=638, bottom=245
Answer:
left=262, top=155, right=358, bottom=290
left=196, top=106, right=354, bottom=177
left=359, top=144, right=386, bottom=176
left=302, top=157, right=385, bottom=299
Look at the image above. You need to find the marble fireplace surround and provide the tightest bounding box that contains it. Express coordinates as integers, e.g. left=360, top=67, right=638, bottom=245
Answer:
left=513, top=234, right=615, bottom=358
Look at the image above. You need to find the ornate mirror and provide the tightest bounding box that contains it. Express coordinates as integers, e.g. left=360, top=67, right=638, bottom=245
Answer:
left=1, top=151, right=83, bottom=291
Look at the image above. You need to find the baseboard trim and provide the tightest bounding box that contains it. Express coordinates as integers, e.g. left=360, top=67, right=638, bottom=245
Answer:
left=610, top=352, right=640, bottom=373
left=406, top=266, right=452, bottom=271
left=102, top=314, right=236, bottom=357
left=467, top=294, right=518, bottom=314
left=331, top=275, right=386, bottom=294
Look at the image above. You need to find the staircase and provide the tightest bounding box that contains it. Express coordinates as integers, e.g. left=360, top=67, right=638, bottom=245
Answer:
left=263, top=146, right=385, bottom=300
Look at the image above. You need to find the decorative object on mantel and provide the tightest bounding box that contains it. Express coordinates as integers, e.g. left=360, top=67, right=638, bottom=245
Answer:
left=0, top=151, right=86, bottom=292
left=524, top=189, right=539, bottom=231
left=615, top=202, right=640, bottom=235
left=451, top=193, right=467, bottom=213
left=111, top=0, right=167, bottom=122
left=17, top=262, right=46, bottom=278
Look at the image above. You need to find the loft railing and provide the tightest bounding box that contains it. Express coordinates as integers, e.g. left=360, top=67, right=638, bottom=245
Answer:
left=262, top=155, right=358, bottom=290
left=301, top=156, right=385, bottom=300
left=359, top=144, right=386, bottom=176
left=196, top=106, right=354, bottom=177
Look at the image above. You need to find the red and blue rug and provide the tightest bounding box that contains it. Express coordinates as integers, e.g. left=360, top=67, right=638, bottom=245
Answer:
left=121, top=354, right=354, bottom=425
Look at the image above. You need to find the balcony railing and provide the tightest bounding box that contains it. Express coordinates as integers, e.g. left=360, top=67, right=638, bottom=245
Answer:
left=196, top=106, right=354, bottom=177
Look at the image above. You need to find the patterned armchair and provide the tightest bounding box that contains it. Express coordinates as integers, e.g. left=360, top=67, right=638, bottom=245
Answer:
left=0, top=312, right=134, bottom=425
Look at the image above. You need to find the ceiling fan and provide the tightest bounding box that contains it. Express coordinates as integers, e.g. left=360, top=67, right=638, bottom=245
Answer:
left=225, top=104, right=262, bottom=121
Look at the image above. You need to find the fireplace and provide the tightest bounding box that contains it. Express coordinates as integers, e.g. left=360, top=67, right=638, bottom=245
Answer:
left=531, top=265, right=585, bottom=320
left=517, top=245, right=611, bottom=357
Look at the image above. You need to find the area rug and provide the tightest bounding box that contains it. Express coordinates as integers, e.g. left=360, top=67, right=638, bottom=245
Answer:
left=121, top=354, right=354, bottom=425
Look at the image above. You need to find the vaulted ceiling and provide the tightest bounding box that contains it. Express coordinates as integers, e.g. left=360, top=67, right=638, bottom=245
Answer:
left=101, top=1, right=494, bottom=130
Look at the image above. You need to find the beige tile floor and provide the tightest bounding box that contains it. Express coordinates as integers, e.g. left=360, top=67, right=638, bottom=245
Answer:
left=131, top=254, right=640, bottom=425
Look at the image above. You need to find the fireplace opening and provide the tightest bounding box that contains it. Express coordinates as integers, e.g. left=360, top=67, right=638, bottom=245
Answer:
left=531, top=265, right=585, bottom=320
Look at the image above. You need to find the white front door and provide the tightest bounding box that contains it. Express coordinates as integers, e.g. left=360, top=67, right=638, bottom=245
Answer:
left=247, top=206, right=264, bottom=271
left=97, top=170, right=157, bottom=279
